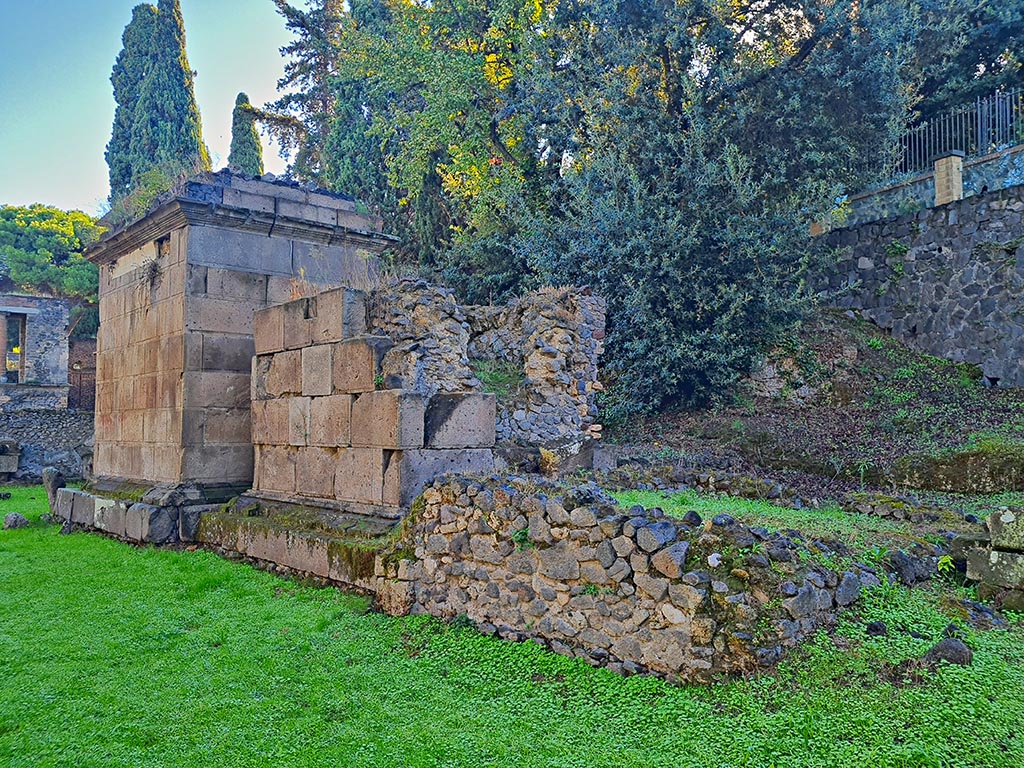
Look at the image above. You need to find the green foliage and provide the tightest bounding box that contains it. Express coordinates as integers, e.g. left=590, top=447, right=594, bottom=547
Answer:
left=107, top=0, right=210, bottom=213
left=909, top=2, right=1024, bottom=125
left=3, top=486, right=1024, bottom=766
left=228, top=93, right=264, bottom=177
left=106, top=3, right=158, bottom=200
left=470, top=359, right=525, bottom=404
left=106, top=159, right=202, bottom=228
left=0, top=205, right=102, bottom=336
left=274, top=0, right=916, bottom=415
left=614, top=489, right=910, bottom=548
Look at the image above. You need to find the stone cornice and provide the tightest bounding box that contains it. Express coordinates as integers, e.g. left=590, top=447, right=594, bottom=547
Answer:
left=86, top=197, right=398, bottom=266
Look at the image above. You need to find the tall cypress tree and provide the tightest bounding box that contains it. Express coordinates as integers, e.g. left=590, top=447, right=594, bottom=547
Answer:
left=126, top=0, right=210, bottom=184
left=228, top=92, right=264, bottom=177
left=106, top=4, right=158, bottom=201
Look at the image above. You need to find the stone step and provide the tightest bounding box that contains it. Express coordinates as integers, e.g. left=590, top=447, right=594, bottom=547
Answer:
left=196, top=498, right=398, bottom=590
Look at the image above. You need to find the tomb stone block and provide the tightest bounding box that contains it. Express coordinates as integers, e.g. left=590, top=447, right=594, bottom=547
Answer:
left=351, top=390, right=425, bottom=449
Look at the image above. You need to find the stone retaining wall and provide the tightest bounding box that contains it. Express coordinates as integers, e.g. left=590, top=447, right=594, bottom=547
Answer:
left=53, top=472, right=881, bottom=683
left=379, top=476, right=879, bottom=682
left=843, top=145, right=1024, bottom=228
left=820, top=184, right=1024, bottom=387
left=0, top=410, right=93, bottom=479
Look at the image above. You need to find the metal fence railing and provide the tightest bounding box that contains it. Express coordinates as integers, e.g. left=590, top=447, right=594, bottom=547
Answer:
left=898, top=88, right=1024, bottom=175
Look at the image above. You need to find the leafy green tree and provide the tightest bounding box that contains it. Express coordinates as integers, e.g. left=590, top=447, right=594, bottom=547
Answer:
left=511, top=0, right=914, bottom=416
left=228, top=93, right=265, bottom=176
left=129, top=0, right=210, bottom=176
left=910, top=1, right=1024, bottom=124
left=273, top=0, right=916, bottom=415
left=0, top=206, right=103, bottom=337
left=106, top=4, right=158, bottom=200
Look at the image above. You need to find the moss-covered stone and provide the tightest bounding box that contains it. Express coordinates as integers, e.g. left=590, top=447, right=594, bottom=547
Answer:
left=893, top=440, right=1024, bottom=493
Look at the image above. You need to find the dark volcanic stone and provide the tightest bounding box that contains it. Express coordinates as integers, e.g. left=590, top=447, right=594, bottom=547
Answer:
left=681, top=511, right=703, bottom=527
left=835, top=571, right=862, bottom=606
left=923, top=637, right=972, bottom=667
left=866, top=621, right=888, bottom=636
left=3, top=513, right=29, bottom=530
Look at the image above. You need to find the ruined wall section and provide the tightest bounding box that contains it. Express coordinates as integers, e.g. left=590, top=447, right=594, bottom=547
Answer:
left=0, top=294, right=71, bottom=411
left=368, top=280, right=478, bottom=396
left=251, top=288, right=495, bottom=517
left=467, top=289, right=605, bottom=444
left=381, top=476, right=876, bottom=682
left=369, top=280, right=606, bottom=446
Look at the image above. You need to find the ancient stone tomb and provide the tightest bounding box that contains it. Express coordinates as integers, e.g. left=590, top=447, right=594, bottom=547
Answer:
left=84, top=171, right=392, bottom=495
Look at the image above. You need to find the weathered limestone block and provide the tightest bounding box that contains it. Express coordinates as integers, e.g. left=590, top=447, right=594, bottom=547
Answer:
left=254, top=304, right=286, bottom=355
left=296, top=446, right=339, bottom=498
left=288, top=397, right=311, bottom=446
left=424, top=393, right=497, bottom=449
left=312, top=287, right=367, bottom=344
left=383, top=449, right=494, bottom=507
left=283, top=297, right=315, bottom=350
left=54, top=487, right=78, bottom=521
left=93, top=498, right=127, bottom=538
left=302, top=344, right=334, bottom=397
left=334, top=448, right=387, bottom=504
left=70, top=491, right=95, bottom=527
left=43, top=467, right=65, bottom=513
left=351, top=390, right=426, bottom=449
left=988, top=508, right=1024, bottom=553
left=332, top=336, right=394, bottom=393
left=968, top=547, right=1024, bottom=589
left=257, top=445, right=297, bottom=494
left=251, top=399, right=290, bottom=446
left=265, top=350, right=302, bottom=398
left=309, top=394, right=352, bottom=447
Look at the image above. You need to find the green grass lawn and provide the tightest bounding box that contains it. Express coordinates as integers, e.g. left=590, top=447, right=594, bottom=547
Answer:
left=3, top=485, right=1024, bottom=767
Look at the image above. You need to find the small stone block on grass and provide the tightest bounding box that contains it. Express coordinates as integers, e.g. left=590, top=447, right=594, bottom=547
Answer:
left=93, top=498, right=127, bottom=538
left=988, top=508, right=1024, bottom=553
left=70, top=491, right=95, bottom=527
left=351, top=390, right=426, bottom=449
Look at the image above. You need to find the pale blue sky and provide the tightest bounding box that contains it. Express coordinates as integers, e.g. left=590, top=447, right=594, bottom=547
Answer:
left=0, top=1, right=294, bottom=215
